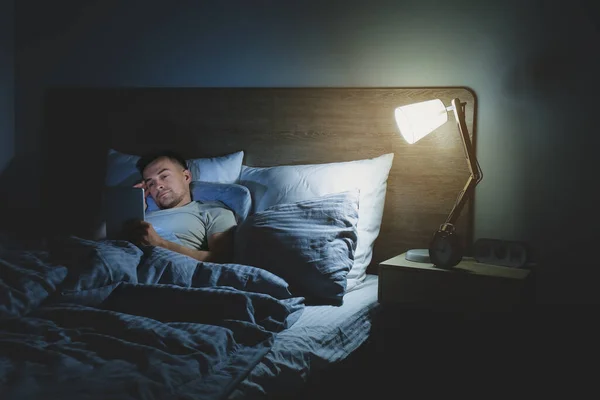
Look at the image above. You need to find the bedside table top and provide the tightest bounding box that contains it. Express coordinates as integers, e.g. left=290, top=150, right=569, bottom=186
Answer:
left=380, top=252, right=530, bottom=280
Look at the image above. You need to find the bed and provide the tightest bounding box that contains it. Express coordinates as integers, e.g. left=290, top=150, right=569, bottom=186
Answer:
left=1, top=87, right=476, bottom=399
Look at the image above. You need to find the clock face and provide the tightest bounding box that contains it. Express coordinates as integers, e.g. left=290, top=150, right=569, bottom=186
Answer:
left=429, top=229, right=462, bottom=268
left=431, top=235, right=453, bottom=265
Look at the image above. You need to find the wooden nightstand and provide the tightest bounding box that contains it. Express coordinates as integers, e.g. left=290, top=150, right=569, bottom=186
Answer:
left=371, top=252, right=535, bottom=394
left=378, top=252, right=531, bottom=312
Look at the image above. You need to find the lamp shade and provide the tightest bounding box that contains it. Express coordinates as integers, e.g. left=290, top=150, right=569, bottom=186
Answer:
left=394, top=99, right=448, bottom=144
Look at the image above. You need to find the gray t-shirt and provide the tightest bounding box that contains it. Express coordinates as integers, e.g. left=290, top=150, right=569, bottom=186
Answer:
left=146, top=201, right=237, bottom=251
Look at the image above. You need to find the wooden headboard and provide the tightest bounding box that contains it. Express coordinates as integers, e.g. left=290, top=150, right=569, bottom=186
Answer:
left=42, top=87, right=477, bottom=273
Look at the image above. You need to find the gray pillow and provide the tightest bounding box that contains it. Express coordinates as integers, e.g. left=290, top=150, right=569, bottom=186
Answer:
left=233, top=190, right=359, bottom=305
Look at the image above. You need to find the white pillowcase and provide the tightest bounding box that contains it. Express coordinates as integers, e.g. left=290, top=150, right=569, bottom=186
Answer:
left=105, top=149, right=244, bottom=187
left=239, top=153, right=394, bottom=290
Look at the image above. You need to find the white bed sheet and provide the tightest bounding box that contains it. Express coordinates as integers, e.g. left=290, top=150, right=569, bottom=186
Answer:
left=228, top=274, right=379, bottom=399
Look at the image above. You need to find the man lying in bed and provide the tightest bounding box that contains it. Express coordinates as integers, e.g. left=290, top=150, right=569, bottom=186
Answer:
left=122, top=150, right=237, bottom=264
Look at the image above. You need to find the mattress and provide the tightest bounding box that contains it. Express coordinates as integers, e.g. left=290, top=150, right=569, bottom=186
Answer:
left=228, top=274, right=380, bottom=399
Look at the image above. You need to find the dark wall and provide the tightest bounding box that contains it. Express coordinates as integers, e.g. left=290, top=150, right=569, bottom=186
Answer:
left=0, top=0, right=14, bottom=173
left=11, top=0, right=600, bottom=303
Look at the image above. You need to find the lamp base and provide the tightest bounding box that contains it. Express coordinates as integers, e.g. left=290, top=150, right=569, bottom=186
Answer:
left=405, top=248, right=431, bottom=263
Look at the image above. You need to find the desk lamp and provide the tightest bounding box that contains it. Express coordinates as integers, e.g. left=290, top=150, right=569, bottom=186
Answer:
left=394, top=98, right=482, bottom=268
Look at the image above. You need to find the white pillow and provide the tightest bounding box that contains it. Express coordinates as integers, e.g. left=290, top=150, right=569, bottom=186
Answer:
left=105, top=149, right=244, bottom=187
left=240, top=153, right=394, bottom=290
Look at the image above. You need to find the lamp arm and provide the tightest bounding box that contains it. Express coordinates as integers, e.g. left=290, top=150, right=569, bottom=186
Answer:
left=444, top=98, right=483, bottom=226
left=444, top=176, right=476, bottom=226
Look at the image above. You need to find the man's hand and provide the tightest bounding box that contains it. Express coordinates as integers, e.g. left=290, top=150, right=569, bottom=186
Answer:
left=121, top=220, right=165, bottom=247
left=133, top=181, right=149, bottom=210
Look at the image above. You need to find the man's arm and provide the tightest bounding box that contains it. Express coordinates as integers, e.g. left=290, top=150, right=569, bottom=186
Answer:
left=123, top=220, right=235, bottom=264
left=160, top=228, right=235, bottom=264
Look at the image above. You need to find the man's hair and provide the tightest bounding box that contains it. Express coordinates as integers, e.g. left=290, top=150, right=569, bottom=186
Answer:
left=136, top=150, right=189, bottom=176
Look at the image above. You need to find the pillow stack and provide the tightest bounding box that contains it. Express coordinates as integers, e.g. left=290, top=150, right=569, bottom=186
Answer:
left=239, top=153, right=394, bottom=292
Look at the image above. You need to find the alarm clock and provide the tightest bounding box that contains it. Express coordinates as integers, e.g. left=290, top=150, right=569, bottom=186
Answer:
left=429, top=223, right=463, bottom=268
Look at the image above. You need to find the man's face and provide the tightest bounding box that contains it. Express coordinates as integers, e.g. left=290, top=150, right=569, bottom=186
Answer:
left=143, top=157, right=192, bottom=209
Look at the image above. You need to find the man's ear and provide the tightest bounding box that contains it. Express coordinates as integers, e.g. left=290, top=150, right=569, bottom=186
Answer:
left=183, top=169, right=192, bottom=182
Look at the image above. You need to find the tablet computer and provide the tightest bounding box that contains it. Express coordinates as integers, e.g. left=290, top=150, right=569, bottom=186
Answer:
left=103, top=187, right=146, bottom=239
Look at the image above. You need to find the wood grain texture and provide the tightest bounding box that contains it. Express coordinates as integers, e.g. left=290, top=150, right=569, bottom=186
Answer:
left=42, top=87, right=477, bottom=273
